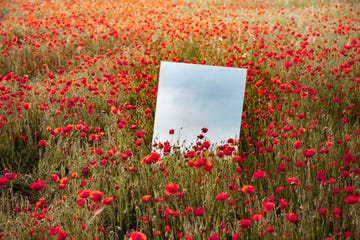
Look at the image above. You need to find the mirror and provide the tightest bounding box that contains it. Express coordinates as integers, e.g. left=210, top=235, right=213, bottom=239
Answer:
left=152, top=61, right=247, bottom=149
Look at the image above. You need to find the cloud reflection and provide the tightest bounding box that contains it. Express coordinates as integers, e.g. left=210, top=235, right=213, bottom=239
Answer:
left=153, top=61, right=247, bottom=148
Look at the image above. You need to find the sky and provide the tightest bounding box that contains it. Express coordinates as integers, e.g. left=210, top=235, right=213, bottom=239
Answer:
left=152, top=61, right=247, bottom=148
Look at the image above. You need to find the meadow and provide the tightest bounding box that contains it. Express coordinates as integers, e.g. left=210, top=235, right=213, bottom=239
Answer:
left=0, top=0, right=359, bottom=239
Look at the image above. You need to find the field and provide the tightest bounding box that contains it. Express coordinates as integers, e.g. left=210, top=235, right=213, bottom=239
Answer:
left=0, top=0, right=359, bottom=239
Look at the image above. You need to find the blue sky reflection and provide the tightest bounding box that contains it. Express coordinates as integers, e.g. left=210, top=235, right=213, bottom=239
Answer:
left=153, top=61, right=247, bottom=148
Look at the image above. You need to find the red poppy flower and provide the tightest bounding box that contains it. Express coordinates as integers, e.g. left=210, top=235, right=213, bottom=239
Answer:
left=208, top=233, right=219, bottom=240
left=253, top=169, right=266, bottom=179
left=4, top=172, right=17, bottom=180
left=128, top=231, right=147, bottom=240
left=285, top=213, right=298, bottom=223
left=164, top=183, right=179, bottom=195
left=50, top=174, right=59, bottom=182
left=343, top=153, right=355, bottom=166
left=215, top=192, right=229, bottom=201
left=279, top=198, right=288, bottom=210
left=141, top=152, right=160, bottom=164
left=38, top=139, right=48, bottom=147
left=262, top=201, right=275, bottom=212
left=0, top=177, right=8, bottom=186
left=135, top=131, right=145, bottom=138
left=302, top=148, right=315, bottom=158
left=78, top=189, right=91, bottom=198
left=239, top=218, right=251, bottom=230
left=318, top=208, right=326, bottom=215
left=48, top=226, right=61, bottom=235
left=90, top=190, right=104, bottom=204
left=77, top=199, right=86, bottom=207
left=344, top=186, right=354, bottom=193
left=142, top=195, right=151, bottom=203
left=193, top=207, right=204, bottom=216
left=266, top=226, right=274, bottom=233
left=241, top=185, right=255, bottom=193
left=344, top=195, right=358, bottom=205
left=251, top=213, right=262, bottom=221
left=102, top=197, right=114, bottom=206
left=332, top=208, right=341, bottom=219
left=29, top=180, right=48, bottom=191
left=201, top=128, right=208, bottom=133
left=287, top=177, right=300, bottom=186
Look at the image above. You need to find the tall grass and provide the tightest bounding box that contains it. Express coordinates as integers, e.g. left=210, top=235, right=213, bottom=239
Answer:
left=0, top=0, right=359, bottom=239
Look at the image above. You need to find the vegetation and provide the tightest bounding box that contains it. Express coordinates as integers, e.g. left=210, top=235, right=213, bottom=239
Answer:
left=0, top=0, right=359, bottom=239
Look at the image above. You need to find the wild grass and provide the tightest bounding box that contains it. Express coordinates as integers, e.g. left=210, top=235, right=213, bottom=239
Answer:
left=0, top=0, right=359, bottom=239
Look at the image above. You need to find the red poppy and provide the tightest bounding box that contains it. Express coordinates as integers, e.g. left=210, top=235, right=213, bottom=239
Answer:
left=285, top=213, right=298, bottom=223
left=29, top=180, right=48, bottom=191
left=128, top=231, right=147, bottom=240
left=141, top=152, right=160, bottom=164
left=135, top=131, right=145, bottom=138
left=239, top=218, right=251, bottom=230
left=251, top=213, right=262, bottom=221
left=287, top=177, right=300, bottom=186
left=253, top=169, right=266, bottom=179
left=102, top=197, right=114, bottom=206
left=265, top=226, right=274, bottom=233
left=279, top=198, right=288, bottom=210
left=208, top=233, right=219, bottom=240
left=318, top=208, right=326, bottom=215
left=38, top=139, right=48, bottom=147
left=193, top=207, right=204, bottom=216
left=77, top=199, right=86, bottom=207
left=90, top=190, right=104, bottom=204
left=302, top=148, right=315, bottom=158
left=164, top=183, right=179, bottom=195
left=343, top=153, right=355, bottom=166
left=344, top=186, right=354, bottom=193
left=344, top=195, right=358, bottom=205
left=48, top=226, right=61, bottom=235
left=4, top=172, right=17, bottom=180
left=0, top=177, right=8, bottom=186
left=50, top=174, right=59, bottom=182
left=241, top=185, right=255, bottom=193
left=215, top=192, right=229, bottom=201
left=141, top=195, right=151, bottom=203
left=262, top=201, right=275, bottom=212
left=202, top=141, right=210, bottom=148
left=77, top=189, right=91, bottom=198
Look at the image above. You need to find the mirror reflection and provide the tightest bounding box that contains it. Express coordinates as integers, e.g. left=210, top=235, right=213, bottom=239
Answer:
left=152, top=61, right=247, bottom=149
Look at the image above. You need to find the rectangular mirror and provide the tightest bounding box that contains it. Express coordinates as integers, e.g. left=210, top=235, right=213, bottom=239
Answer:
left=152, top=61, right=247, bottom=150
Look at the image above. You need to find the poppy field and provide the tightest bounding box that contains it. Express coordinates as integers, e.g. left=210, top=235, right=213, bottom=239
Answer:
left=0, top=0, right=359, bottom=239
